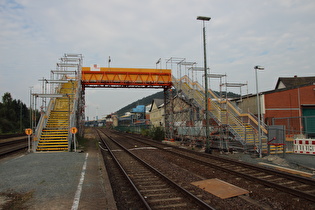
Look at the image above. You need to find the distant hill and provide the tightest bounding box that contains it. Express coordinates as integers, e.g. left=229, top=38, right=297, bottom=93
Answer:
left=115, top=91, right=165, bottom=116
left=115, top=90, right=240, bottom=116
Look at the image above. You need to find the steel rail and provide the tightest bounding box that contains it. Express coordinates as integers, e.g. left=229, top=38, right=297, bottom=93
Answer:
left=0, top=138, right=28, bottom=156
left=168, top=148, right=315, bottom=203
left=0, top=134, right=25, bottom=140
left=96, top=129, right=151, bottom=210
left=123, top=133, right=315, bottom=203
left=159, top=140, right=315, bottom=186
left=98, top=129, right=215, bottom=209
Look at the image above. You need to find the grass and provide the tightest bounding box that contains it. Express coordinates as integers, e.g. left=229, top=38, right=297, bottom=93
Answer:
left=77, top=135, right=89, bottom=150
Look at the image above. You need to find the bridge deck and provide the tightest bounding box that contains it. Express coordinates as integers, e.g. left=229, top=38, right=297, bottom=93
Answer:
left=81, top=67, right=172, bottom=88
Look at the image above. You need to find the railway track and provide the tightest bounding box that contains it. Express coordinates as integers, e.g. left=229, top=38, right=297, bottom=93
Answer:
left=185, top=150, right=315, bottom=202
left=0, top=135, right=28, bottom=156
left=122, top=131, right=315, bottom=202
left=96, top=128, right=215, bottom=209
left=99, top=128, right=315, bottom=209
left=0, top=134, right=25, bottom=140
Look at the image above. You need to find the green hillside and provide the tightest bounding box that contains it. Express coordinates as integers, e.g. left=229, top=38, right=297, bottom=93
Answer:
left=116, top=91, right=165, bottom=116
left=115, top=90, right=240, bottom=116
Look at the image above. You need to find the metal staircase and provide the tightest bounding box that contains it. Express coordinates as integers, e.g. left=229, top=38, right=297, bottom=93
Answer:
left=173, top=75, right=268, bottom=152
left=34, top=53, right=83, bottom=152
left=36, top=81, right=77, bottom=151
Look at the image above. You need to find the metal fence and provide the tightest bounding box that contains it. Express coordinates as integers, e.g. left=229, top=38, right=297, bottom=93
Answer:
left=272, top=116, right=315, bottom=138
left=114, top=125, right=152, bottom=134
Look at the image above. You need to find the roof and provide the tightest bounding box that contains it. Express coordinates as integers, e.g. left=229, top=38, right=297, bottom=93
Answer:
left=153, top=99, right=164, bottom=107
left=275, top=76, right=315, bottom=89
left=149, top=99, right=164, bottom=112
left=231, top=76, right=315, bottom=101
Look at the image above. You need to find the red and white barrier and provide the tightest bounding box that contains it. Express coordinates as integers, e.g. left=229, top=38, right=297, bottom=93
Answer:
left=294, top=139, right=315, bottom=155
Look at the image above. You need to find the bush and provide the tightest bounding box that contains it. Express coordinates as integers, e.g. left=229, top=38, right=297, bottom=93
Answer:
left=150, top=127, right=165, bottom=141
left=140, top=129, right=150, bottom=137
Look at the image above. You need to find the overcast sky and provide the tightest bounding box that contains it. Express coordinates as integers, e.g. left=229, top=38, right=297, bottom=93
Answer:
left=1, top=0, right=314, bottom=119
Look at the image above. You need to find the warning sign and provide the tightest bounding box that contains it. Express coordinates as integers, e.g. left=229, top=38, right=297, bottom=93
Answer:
left=25, top=128, right=33, bottom=136
left=71, top=127, right=78, bottom=134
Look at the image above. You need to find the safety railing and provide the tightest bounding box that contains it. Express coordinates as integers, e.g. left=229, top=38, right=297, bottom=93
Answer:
left=173, top=75, right=268, bottom=147
left=33, top=95, right=56, bottom=151
left=68, top=80, right=80, bottom=150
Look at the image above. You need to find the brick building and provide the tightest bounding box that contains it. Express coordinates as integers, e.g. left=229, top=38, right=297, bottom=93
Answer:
left=236, top=76, right=315, bottom=138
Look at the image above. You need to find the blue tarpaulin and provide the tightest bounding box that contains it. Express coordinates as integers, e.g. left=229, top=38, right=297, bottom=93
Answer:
left=132, top=105, right=145, bottom=113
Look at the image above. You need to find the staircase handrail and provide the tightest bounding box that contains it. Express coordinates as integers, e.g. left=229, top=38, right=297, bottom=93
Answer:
left=68, top=81, right=80, bottom=150
left=34, top=96, right=55, bottom=151
left=34, top=114, right=45, bottom=150
left=185, top=75, right=268, bottom=135
left=67, top=59, right=82, bottom=150
left=175, top=75, right=267, bottom=139
left=176, top=76, right=249, bottom=143
left=70, top=56, right=82, bottom=148
left=245, top=110, right=268, bottom=129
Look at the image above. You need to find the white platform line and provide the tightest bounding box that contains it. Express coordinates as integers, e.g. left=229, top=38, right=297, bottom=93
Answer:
left=71, top=153, right=89, bottom=210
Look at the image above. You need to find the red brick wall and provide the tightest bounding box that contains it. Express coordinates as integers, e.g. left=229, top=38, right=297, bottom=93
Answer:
left=264, top=85, right=315, bottom=130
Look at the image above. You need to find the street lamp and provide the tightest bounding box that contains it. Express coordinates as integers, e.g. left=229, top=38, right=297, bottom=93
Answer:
left=197, top=16, right=211, bottom=153
left=29, top=86, right=33, bottom=129
left=254, top=65, right=264, bottom=158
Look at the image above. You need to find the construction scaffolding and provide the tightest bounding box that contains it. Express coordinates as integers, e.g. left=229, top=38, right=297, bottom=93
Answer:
left=165, top=57, right=267, bottom=152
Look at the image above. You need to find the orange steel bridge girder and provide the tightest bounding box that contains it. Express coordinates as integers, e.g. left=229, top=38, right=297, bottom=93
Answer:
left=81, top=67, right=172, bottom=89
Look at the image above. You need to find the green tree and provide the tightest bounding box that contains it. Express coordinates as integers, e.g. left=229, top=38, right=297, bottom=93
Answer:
left=0, top=92, right=35, bottom=134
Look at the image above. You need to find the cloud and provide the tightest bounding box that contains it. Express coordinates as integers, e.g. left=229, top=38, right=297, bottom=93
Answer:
left=0, top=0, right=314, bottom=117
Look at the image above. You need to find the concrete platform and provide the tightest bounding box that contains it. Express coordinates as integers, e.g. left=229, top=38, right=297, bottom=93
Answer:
left=0, top=138, right=117, bottom=209
left=221, top=152, right=315, bottom=177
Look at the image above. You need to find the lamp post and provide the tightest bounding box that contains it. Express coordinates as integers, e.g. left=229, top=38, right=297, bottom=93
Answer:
left=29, top=86, right=33, bottom=129
left=197, top=16, right=211, bottom=153
left=254, top=65, right=264, bottom=158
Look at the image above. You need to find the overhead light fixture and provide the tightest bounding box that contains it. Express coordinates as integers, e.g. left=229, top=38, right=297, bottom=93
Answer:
left=197, top=16, right=211, bottom=21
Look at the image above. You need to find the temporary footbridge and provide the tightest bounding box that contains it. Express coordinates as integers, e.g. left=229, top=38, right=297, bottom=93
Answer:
left=31, top=54, right=172, bottom=152
left=31, top=54, right=267, bottom=153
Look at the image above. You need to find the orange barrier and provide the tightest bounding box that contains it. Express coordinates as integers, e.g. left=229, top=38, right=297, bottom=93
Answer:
left=82, top=67, right=172, bottom=89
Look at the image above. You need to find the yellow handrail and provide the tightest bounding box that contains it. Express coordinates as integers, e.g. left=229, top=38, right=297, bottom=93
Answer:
left=177, top=75, right=268, bottom=136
